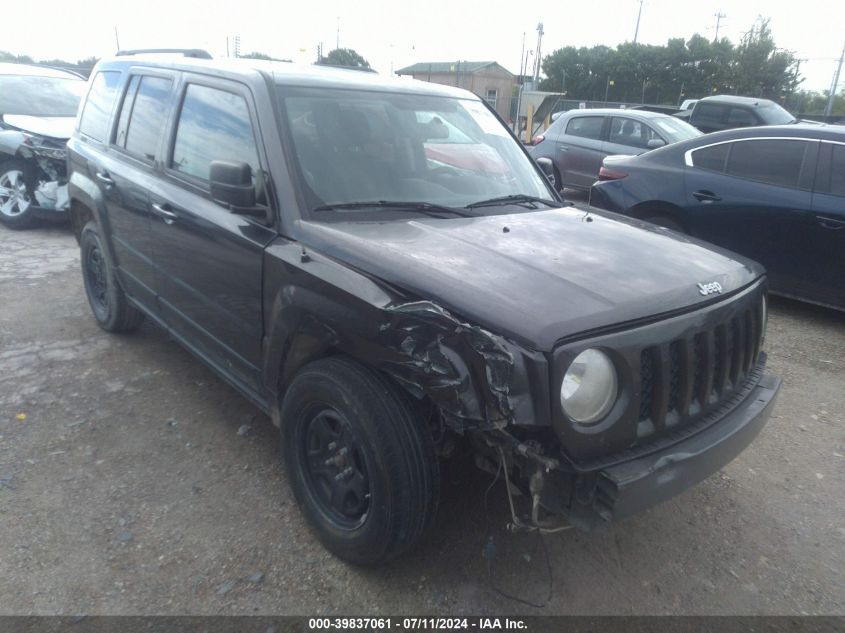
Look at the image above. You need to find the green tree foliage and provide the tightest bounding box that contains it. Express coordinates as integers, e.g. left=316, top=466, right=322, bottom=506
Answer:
left=0, top=51, right=35, bottom=64
left=319, top=48, right=371, bottom=69
left=540, top=18, right=802, bottom=106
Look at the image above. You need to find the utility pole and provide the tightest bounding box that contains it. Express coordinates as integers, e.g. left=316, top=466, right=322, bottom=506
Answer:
left=336, top=17, right=340, bottom=50
left=713, top=12, right=726, bottom=42
left=824, top=41, right=845, bottom=118
left=114, top=26, right=121, bottom=51
left=633, top=0, right=644, bottom=44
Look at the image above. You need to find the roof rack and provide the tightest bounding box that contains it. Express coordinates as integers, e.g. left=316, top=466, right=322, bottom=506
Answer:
left=115, top=49, right=212, bottom=59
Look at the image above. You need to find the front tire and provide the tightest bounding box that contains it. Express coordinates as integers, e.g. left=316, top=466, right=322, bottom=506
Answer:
left=282, top=357, right=439, bottom=565
left=80, top=222, right=145, bottom=332
left=0, top=160, right=37, bottom=230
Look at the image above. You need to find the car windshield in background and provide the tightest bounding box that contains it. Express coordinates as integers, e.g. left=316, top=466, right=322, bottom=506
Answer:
left=650, top=116, right=702, bottom=142
left=758, top=103, right=797, bottom=125
left=0, top=75, right=86, bottom=117
left=279, top=87, right=553, bottom=216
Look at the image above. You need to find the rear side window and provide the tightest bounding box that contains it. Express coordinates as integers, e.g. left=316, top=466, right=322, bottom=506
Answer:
left=725, top=139, right=807, bottom=189
left=171, top=84, right=260, bottom=181
left=565, top=116, right=604, bottom=140
left=122, top=76, right=173, bottom=161
left=690, top=143, right=729, bottom=172
left=79, top=71, right=121, bottom=141
left=827, top=144, right=845, bottom=197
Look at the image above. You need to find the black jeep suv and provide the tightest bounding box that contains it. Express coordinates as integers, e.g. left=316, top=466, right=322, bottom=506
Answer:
left=67, top=51, right=781, bottom=565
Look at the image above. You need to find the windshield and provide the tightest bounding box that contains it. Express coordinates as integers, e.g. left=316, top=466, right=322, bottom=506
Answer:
left=758, top=103, right=796, bottom=125
left=0, top=75, right=85, bottom=117
left=279, top=87, right=553, bottom=217
left=651, top=116, right=702, bottom=142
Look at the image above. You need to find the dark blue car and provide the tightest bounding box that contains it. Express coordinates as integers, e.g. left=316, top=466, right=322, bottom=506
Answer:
left=590, top=124, right=845, bottom=311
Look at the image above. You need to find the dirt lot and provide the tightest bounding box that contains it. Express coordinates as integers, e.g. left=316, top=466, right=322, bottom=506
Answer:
left=0, top=222, right=843, bottom=616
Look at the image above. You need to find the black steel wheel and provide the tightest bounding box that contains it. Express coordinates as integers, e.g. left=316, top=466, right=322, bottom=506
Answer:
left=300, top=407, right=370, bottom=530
left=282, top=356, right=439, bottom=565
left=84, top=240, right=110, bottom=320
left=79, top=222, right=145, bottom=332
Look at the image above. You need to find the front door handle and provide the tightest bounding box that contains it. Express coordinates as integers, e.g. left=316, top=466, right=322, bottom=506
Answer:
left=151, top=202, right=178, bottom=224
left=816, top=215, right=845, bottom=230
left=95, top=171, right=114, bottom=187
left=693, top=189, right=722, bottom=202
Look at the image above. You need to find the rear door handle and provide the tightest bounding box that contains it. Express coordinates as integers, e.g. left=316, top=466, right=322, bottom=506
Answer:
left=151, top=202, right=178, bottom=224
left=693, top=190, right=722, bottom=202
left=816, top=215, right=845, bottom=230
left=95, top=171, right=114, bottom=187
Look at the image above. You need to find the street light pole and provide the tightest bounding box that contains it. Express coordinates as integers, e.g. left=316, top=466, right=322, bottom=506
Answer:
left=824, top=41, right=845, bottom=118
left=633, top=0, right=644, bottom=44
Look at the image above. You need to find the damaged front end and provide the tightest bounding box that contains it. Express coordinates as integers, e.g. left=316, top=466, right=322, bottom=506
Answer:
left=0, top=127, right=71, bottom=216
left=375, top=285, right=779, bottom=535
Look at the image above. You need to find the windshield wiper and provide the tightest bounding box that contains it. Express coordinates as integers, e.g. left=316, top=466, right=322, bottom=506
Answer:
left=312, top=200, right=475, bottom=217
left=465, top=194, right=563, bottom=209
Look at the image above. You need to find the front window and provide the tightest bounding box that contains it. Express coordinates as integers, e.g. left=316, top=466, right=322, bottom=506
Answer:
left=279, top=87, right=553, bottom=216
left=0, top=74, right=85, bottom=117
left=649, top=116, right=701, bottom=143
left=756, top=103, right=796, bottom=125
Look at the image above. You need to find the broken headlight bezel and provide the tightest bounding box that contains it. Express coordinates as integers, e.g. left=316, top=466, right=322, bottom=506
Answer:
left=22, top=135, right=68, bottom=162
left=560, top=348, right=619, bottom=425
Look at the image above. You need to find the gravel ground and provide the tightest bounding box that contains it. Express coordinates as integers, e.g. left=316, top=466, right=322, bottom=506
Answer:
left=0, top=222, right=842, bottom=616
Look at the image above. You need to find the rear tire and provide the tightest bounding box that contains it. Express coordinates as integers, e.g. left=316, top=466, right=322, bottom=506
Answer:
left=80, top=222, right=145, bottom=332
left=0, top=159, right=38, bottom=230
left=282, top=356, right=439, bottom=565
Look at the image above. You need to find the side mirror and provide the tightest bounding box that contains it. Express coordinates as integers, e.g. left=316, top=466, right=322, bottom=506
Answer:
left=535, top=156, right=555, bottom=182
left=210, top=160, right=264, bottom=216
left=647, top=138, right=666, bottom=149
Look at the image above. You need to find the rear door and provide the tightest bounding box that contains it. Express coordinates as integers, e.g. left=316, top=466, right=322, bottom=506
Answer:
left=99, top=71, right=176, bottom=311
left=558, top=115, right=606, bottom=188
left=684, top=138, right=817, bottom=296
left=149, top=74, right=276, bottom=395
left=809, top=141, right=845, bottom=308
left=75, top=70, right=162, bottom=310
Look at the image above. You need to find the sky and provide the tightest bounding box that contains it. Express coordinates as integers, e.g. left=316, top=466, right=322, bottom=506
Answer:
left=5, top=0, right=844, bottom=93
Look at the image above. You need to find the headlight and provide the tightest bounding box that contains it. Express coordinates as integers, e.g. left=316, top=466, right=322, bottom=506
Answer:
left=560, top=348, right=618, bottom=425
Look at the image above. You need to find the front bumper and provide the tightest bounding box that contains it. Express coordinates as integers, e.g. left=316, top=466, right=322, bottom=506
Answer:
left=568, top=373, right=781, bottom=528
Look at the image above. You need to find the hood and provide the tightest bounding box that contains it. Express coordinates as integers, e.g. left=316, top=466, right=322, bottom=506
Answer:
left=1, top=114, right=76, bottom=140
left=298, top=207, right=764, bottom=351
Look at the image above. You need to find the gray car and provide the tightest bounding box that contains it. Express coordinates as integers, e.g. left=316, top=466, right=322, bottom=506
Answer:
left=529, top=108, right=701, bottom=191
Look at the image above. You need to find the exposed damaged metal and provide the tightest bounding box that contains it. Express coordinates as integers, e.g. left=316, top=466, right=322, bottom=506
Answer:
left=380, top=300, right=515, bottom=429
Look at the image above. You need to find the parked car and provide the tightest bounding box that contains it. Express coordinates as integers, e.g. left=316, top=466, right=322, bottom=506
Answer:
left=529, top=108, right=701, bottom=191
left=591, top=124, right=845, bottom=311
left=675, top=95, right=797, bottom=133
left=68, top=51, right=779, bottom=564
left=0, top=62, right=87, bottom=228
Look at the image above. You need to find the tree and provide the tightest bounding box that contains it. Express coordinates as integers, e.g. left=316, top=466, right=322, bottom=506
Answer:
left=539, top=17, right=801, bottom=105
left=319, top=48, right=370, bottom=69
